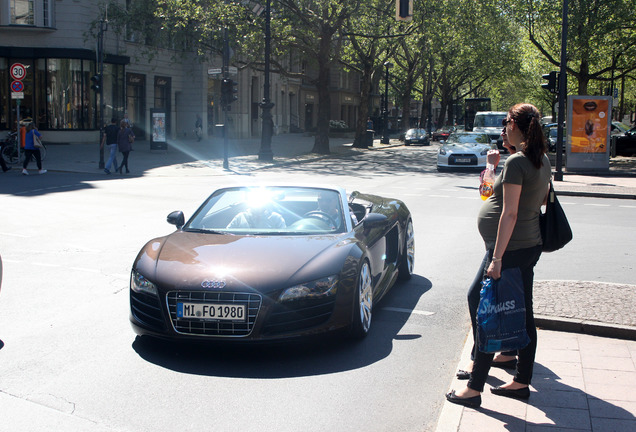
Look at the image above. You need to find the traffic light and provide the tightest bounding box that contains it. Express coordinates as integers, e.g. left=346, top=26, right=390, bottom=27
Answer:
left=541, top=71, right=558, bottom=94
left=396, top=0, right=413, bottom=21
left=221, top=78, right=238, bottom=107
left=90, top=74, right=101, bottom=92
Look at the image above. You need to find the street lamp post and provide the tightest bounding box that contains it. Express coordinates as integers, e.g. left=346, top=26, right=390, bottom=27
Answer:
left=554, top=0, right=569, bottom=181
left=381, top=62, right=393, bottom=144
left=97, top=17, right=107, bottom=169
left=258, top=0, right=274, bottom=161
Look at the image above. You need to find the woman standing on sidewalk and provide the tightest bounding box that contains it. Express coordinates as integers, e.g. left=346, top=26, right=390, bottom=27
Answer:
left=117, top=119, right=134, bottom=174
left=446, top=103, right=551, bottom=408
left=22, top=122, right=46, bottom=175
left=456, top=124, right=519, bottom=381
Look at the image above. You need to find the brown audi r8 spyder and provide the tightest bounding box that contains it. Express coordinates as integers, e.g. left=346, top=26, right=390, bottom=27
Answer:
left=129, top=185, right=414, bottom=342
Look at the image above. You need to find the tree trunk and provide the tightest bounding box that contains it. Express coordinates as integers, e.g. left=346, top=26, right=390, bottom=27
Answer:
left=353, top=66, right=373, bottom=148
left=312, top=64, right=331, bottom=154
left=577, top=58, right=590, bottom=95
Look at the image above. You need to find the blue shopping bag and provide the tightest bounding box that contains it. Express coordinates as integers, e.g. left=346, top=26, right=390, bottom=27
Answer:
left=477, top=267, right=530, bottom=353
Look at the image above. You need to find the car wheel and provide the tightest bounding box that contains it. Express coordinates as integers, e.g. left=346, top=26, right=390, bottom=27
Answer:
left=398, top=219, right=415, bottom=281
left=405, top=141, right=411, bottom=146
left=350, top=260, right=373, bottom=338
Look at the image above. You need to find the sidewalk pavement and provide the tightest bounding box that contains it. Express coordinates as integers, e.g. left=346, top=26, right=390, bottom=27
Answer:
left=10, top=133, right=636, bottom=431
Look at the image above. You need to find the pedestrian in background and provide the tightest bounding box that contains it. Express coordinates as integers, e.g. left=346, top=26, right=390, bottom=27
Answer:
left=22, top=122, right=46, bottom=175
left=194, top=114, right=203, bottom=142
left=0, top=140, right=10, bottom=172
left=446, top=103, right=551, bottom=408
left=101, top=117, right=119, bottom=174
left=117, top=119, right=134, bottom=174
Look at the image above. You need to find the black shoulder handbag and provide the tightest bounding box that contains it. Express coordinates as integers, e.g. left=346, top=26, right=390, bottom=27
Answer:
left=540, top=180, right=573, bottom=252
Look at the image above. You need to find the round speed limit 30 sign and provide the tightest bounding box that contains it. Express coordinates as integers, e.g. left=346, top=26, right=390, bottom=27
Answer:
left=10, top=63, right=27, bottom=81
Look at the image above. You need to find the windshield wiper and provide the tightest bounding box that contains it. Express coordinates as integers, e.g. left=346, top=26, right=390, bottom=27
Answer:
left=183, top=228, right=225, bottom=234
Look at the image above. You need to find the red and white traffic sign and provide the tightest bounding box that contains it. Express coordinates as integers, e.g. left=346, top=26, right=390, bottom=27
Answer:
left=11, top=80, right=24, bottom=92
left=10, top=63, right=26, bottom=81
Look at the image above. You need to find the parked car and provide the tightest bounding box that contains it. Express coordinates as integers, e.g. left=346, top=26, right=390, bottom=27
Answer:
left=404, top=128, right=430, bottom=146
left=129, top=185, right=415, bottom=342
left=544, top=125, right=558, bottom=152
left=437, top=132, right=496, bottom=170
left=432, top=126, right=455, bottom=142
left=615, top=124, right=636, bottom=156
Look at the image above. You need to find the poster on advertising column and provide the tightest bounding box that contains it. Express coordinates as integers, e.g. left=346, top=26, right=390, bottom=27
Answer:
left=566, top=95, right=611, bottom=172
left=151, top=109, right=167, bottom=150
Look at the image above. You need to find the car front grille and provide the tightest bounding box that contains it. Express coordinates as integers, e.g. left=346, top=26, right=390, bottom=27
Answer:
left=262, top=297, right=336, bottom=335
left=131, top=290, right=166, bottom=331
left=166, top=291, right=261, bottom=337
left=449, top=154, right=478, bottom=165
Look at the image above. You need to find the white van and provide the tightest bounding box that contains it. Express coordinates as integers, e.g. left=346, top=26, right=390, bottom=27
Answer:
left=473, top=111, right=507, bottom=151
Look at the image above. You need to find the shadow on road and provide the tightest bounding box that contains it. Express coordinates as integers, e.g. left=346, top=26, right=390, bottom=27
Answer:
left=131, top=274, right=432, bottom=378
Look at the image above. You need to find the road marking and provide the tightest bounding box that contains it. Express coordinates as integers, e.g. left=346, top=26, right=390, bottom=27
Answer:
left=584, top=203, right=611, bottom=207
left=383, top=307, right=435, bottom=316
left=619, top=205, right=636, bottom=208
left=70, top=267, right=100, bottom=273
left=429, top=194, right=450, bottom=198
left=66, top=245, right=102, bottom=253
left=0, top=232, right=30, bottom=238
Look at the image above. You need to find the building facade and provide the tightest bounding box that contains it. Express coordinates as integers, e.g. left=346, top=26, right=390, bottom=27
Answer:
left=1, top=0, right=373, bottom=145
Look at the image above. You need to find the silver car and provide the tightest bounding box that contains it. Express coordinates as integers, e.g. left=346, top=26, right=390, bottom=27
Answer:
left=437, top=132, right=497, bottom=170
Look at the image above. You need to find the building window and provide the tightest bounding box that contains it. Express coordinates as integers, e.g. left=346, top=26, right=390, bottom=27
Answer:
left=154, top=76, right=171, bottom=133
left=7, top=0, right=53, bottom=27
left=11, top=0, right=34, bottom=25
left=127, top=73, right=146, bottom=139
left=42, top=0, right=49, bottom=26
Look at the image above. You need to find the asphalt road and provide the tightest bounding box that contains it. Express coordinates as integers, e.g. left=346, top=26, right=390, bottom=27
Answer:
left=1, top=145, right=634, bottom=431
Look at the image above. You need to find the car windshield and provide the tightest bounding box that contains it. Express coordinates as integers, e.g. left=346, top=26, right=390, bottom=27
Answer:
left=474, top=114, right=507, bottom=128
left=446, top=133, right=490, bottom=144
left=184, top=186, right=346, bottom=235
left=406, top=129, right=425, bottom=135
left=612, top=122, right=630, bottom=133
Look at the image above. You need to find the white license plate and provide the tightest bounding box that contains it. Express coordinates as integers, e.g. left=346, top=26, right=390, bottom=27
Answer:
left=455, top=158, right=471, bottom=163
left=177, top=302, right=246, bottom=321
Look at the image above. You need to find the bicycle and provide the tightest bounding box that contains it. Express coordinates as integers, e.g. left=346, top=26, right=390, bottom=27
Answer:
left=1, top=131, right=47, bottom=165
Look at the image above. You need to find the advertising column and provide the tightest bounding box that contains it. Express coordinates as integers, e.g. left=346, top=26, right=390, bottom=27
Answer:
left=566, top=95, right=612, bottom=172
left=150, top=109, right=167, bottom=151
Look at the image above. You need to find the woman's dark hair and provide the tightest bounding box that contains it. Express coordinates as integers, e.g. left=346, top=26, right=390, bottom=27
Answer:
left=509, top=103, right=546, bottom=169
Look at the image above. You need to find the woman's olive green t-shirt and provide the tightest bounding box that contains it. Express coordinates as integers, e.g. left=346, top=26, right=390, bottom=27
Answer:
left=478, top=152, right=552, bottom=251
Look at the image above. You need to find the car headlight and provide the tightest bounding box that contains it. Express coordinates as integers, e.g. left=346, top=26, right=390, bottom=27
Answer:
left=439, top=148, right=447, bottom=155
left=279, top=275, right=338, bottom=302
left=131, top=269, right=158, bottom=296
left=481, top=149, right=489, bottom=155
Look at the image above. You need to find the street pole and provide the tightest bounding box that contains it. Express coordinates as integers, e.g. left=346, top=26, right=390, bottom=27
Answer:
left=382, top=62, right=393, bottom=144
left=222, top=27, right=230, bottom=170
left=258, top=0, right=274, bottom=161
left=97, top=18, right=106, bottom=169
left=555, top=0, right=568, bottom=181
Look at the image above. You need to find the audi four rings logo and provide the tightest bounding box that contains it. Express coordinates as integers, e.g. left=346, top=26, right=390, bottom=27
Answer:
left=201, top=279, right=226, bottom=289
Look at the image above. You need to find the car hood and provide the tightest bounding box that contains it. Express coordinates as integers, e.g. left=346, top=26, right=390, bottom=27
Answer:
left=441, top=143, right=490, bottom=152
left=135, top=231, right=353, bottom=293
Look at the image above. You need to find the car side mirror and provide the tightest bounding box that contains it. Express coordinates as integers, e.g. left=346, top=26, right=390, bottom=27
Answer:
left=167, top=211, right=185, bottom=229
left=362, top=213, right=387, bottom=229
